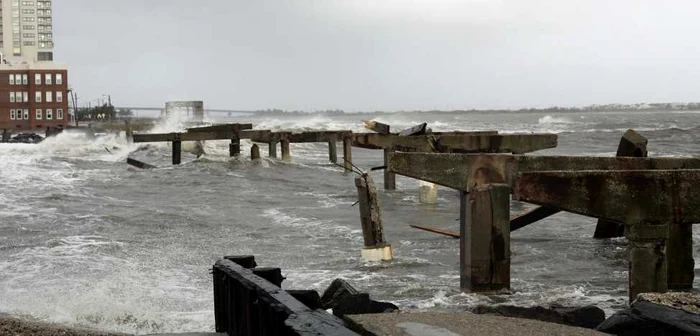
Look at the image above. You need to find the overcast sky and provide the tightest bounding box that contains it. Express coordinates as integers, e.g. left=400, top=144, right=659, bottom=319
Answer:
left=55, top=1, right=700, bottom=111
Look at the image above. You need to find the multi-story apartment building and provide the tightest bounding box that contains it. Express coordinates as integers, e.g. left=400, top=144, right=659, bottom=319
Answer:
left=0, top=0, right=54, bottom=62
left=0, top=59, right=68, bottom=130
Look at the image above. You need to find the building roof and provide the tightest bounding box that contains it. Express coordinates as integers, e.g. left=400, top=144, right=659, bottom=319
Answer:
left=0, top=55, right=67, bottom=70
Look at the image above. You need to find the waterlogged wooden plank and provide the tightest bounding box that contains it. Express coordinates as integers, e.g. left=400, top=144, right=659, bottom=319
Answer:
left=514, top=170, right=700, bottom=224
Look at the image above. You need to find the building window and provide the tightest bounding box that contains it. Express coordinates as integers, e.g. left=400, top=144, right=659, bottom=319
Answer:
left=45, top=74, right=52, bottom=85
left=22, top=74, right=27, bottom=85
left=56, top=73, right=62, bottom=85
left=35, top=73, right=41, bottom=85
left=10, top=109, right=16, bottom=120
left=24, top=109, right=29, bottom=120
left=46, top=91, right=52, bottom=102
left=9, top=75, right=14, bottom=85
left=57, top=109, right=63, bottom=120
left=23, top=92, right=28, bottom=102
left=46, top=109, right=52, bottom=120
left=56, top=91, right=62, bottom=102
left=35, top=91, right=41, bottom=102
left=16, top=109, right=22, bottom=120
left=10, top=92, right=15, bottom=103
left=36, top=109, right=42, bottom=120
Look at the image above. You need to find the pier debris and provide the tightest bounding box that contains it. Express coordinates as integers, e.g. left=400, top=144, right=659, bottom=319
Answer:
left=354, top=173, right=393, bottom=262
left=363, top=120, right=391, bottom=135
left=126, top=158, right=156, bottom=169
left=398, top=123, right=428, bottom=136
left=321, top=279, right=398, bottom=318
left=8, top=133, right=43, bottom=144
left=409, top=224, right=459, bottom=238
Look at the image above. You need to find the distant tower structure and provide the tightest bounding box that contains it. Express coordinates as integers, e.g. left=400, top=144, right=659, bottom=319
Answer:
left=0, top=0, right=55, bottom=62
left=163, top=101, right=204, bottom=121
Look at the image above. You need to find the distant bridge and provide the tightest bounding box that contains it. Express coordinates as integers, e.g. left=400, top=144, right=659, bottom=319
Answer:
left=114, top=107, right=257, bottom=114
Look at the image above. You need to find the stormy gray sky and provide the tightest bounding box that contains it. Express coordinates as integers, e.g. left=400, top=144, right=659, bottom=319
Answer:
left=55, top=1, right=700, bottom=111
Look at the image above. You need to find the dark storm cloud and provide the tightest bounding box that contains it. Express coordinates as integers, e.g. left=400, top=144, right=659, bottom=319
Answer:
left=55, top=1, right=700, bottom=111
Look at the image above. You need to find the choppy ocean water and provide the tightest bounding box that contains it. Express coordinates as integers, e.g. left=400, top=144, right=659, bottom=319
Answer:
left=0, top=110, right=698, bottom=334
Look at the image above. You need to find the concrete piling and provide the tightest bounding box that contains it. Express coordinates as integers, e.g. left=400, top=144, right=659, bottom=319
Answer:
left=626, top=223, right=668, bottom=301
left=251, top=144, right=261, bottom=160
left=281, top=139, right=291, bottom=161
left=328, top=142, right=338, bottom=164
left=355, top=174, right=393, bottom=262
left=383, top=149, right=396, bottom=190
left=667, top=223, right=694, bottom=290
left=419, top=181, right=438, bottom=204
left=229, top=135, right=241, bottom=157
left=269, top=141, right=277, bottom=158
left=172, top=134, right=182, bottom=165
left=462, top=184, right=511, bottom=292
left=343, top=137, right=353, bottom=173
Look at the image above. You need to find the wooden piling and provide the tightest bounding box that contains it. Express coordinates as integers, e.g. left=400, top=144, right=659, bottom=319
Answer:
left=343, top=138, right=353, bottom=173
left=268, top=141, right=277, bottom=158
left=328, top=142, right=338, bottom=164
left=463, top=184, right=511, bottom=292
left=594, top=129, right=648, bottom=238
left=251, top=144, right=261, bottom=160
left=667, top=223, right=694, bottom=290
left=383, top=149, right=396, bottom=190
left=281, top=139, right=291, bottom=161
left=230, top=135, right=241, bottom=157
left=172, top=134, right=182, bottom=165
left=355, top=174, right=393, bottom=261
left=626, top=223, right=668, bottom=301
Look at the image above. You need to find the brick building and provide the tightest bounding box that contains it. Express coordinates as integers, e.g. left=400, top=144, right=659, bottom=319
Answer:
left=0, top=59, right=68, bottom=131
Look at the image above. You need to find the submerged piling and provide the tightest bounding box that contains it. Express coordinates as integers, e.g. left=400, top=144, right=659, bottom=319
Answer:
left=626, top=223, right=668, bottom=301
left=281, top=139, right=291, bottom=161
left=172, top=134, right=182, bottom=165
left=328, top=141, right=338, bottom=164
left=229, top=134, right=241, bottom=157
left=251, top=144, right=261, bottom=160
left=343, top=137, right=353, bottom=173
left=268, top=141, right=277, bottom=158
left=383, top=149, right=396, bottom=190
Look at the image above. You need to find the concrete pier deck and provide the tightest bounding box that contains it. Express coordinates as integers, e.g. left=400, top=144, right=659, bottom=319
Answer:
left=344, top=312, right=607, bottom=336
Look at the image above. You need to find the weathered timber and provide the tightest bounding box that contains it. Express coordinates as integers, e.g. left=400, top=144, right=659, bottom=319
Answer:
left=464, top=184, right=511, bottom=292
left=383, top=149, right=396, bottom=190
left=511, top=207, right=561, bottom=231
left=410, top=224, right=460, bottom=238
left=329, top=142, right=338, bottom=163
left=355, top=175, right=386, bottom=248
left=281, top=139, right=291, bottom=161
left=172, top=134, right=181, bottom=165
left=343, top=138, right=353, bottom=173
left=513, top=170, right=700, bottom=224
left=287, top=290, right=323, bottom=310
left=594, top=129, right=649, bottom=239
left=224, top=255, right=257, bottom=268
left=268, top=141, right=277, bottom=158
left=252, top=267, right=285, bottom=287
left=251, top=144, right=261, bottom=160
left=398, top=123, right=428, bottom=136
left=287, top=131, right=353, bottom=143
left=353, top=133, right=556, bottom=154
left=363, top=120, right=391, bottom=135
left=388, top=153, right=700, bottom=191
left=213, top=259, right=358, bottom=336
left=126, top=158, right=156, bottom=169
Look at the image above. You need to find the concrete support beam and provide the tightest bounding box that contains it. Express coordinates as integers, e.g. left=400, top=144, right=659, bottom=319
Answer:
left=186, top=123, right=253, bottom=133
left=383, top=149, right=396, bottom=190
left=462, top=184, right=511, bottom=292
left=594, top=129, right=648, bottom=239
left=513, top=170, right=700, bottom=224
left=172, top=134, right=181, bottom=165
left=388, top=153, right=700, bottom=191
left=668, top=223, right=694, bottom=290
left=353, top=133, right=556, bottom=154
left=355, top=174, right=393, bottom=261
left=251, top=144, right=260, bottom=160
left=626, top=223, right=669, bottom=301
left=287, top=131, right=353, bottom=143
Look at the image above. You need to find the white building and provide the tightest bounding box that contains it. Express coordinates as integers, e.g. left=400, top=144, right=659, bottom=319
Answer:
left=0, top=0, right=54, bottom=62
